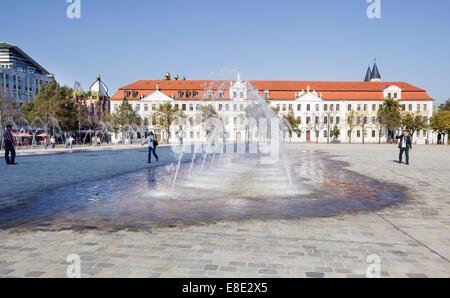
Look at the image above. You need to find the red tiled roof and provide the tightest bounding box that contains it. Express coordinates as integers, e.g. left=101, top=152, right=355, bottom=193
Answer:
left=111, top=80, right=433, bottom=101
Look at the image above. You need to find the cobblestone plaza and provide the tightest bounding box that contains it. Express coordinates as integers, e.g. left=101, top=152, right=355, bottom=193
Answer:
left=0, top=144, right=449, bottom=278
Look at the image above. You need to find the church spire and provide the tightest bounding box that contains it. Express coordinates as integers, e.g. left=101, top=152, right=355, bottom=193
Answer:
left=370, top=58, right=381, bottom=82
left=364, top=65, right=372, bottom=82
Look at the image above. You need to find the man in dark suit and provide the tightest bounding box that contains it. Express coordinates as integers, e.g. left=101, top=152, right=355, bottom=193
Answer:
left=396, top=130, right=412, bottom=165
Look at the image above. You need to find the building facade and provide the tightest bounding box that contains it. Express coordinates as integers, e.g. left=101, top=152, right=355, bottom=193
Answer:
left=73, top=75, right=111, bottom=122
left=0, top=42, right=52, bottom=105
left=110, top=65, right=437, bottom=144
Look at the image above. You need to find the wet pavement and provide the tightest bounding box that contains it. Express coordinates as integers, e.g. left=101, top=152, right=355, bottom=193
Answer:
left=0, top=144, right=448, bottom=278
left=1, top=150, right=408, bottom=232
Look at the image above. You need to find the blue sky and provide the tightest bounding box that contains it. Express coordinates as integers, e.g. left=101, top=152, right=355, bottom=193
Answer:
left=1, top=0, right=449, bottom=103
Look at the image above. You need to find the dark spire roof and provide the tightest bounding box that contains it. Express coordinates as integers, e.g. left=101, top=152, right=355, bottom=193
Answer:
left=364, top=65, right=372, bottom=82
left=371, top=61, right=381, bottom=80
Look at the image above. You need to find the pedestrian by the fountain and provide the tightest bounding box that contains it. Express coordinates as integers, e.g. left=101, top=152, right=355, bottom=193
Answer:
left=50, top=136, right=56, bottom=149
left=142, top=132, right=159, bottom=163
left=396, top=130, right=412, bottom=165
left=3, top=124, right=17, bottom=165
left=43, top=137, right=49, bottom=149
left=68, top=136, right=74, bottom=149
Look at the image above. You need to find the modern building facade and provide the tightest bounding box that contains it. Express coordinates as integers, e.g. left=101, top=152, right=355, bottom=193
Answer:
left=110, top=64, right=437, bottom=144
left=0, top=42, right=52, bottom=104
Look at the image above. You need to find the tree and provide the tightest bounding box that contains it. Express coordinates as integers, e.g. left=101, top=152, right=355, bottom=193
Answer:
left=401, top=113, right=425, bottom=142
left=331, top=126, right=340, bottom=142
left=346, top=110, right=356, bottom=144
left=430, top=110, right=450, bottom=144
left=111, top=99, right=142, bottom=134
left=355, top=111, right=369, bottom=144
left=378, top=98, right=401, bottom=143
left=439, top=99, right=450, bottom=112
left=282, top=110, right=301, bottom=142
left=201, top=105, right=219, bottom=138
left=307, top=115, right=324, bottom=143
left=0, top=92, right=23, bottom=124
left=155, top=102, right=185, bottom=143
left=20, top=80, right=75, bottom=131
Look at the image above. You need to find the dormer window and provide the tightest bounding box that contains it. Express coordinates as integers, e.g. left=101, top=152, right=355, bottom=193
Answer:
left=218, top=91, right=224, bottom=99
left=124, top=91, right=131, bottom=98
left=178, top=91, right=184, bottom=98
left=394, top=93, right=398, bottom=99
left=208, top=91, right=213, bottom=99
left=264, top=90, right=270, bottom=99
left=193, top=91, right=198, bottom=99
left=185, top=91, right=192, bottom=98
left=132, top=91, right=138, bottom=98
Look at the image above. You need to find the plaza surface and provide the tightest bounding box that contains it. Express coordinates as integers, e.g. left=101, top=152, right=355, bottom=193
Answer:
left=0, top=144, right=449, bottom=278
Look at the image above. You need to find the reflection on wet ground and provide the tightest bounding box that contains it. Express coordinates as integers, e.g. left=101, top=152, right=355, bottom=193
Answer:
left=0, top=150, right=408, bottom=232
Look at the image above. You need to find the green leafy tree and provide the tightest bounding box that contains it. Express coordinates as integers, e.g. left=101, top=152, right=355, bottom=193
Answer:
left=201, top=105, right=218, bottom=137
left=282, top=110, right=301, bottom=141
left=20, top=80, right=75, bottom=131
left=155, top=102, right=185, bottom=143
left=378, top=98, right=401, bottom=143
left=439, top=99, right=450, bottom=111
left=401, top=113, right=425, bottom=142
left=430, top=110, right=450, bottom=144
left=331, top=126, right=340, bottom=142
left=111, top=99, right=142, bottom=133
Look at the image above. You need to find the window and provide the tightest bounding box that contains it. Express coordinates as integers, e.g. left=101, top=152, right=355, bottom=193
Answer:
left=218, top=91, right=224, bottom=98
left=408, top=104, right=413, bottom=111
left=364, top=104, right=368, bottom=111
left=336, top=117, right=340, bottom=124
left=219, top=104, right=223, bottom=111
left=135, top=104, right=140, bottom=112
left=152, top=104, right=156, bottom=111
left=233, top=92, right=237, bottom=98
left=372, top=130, right=376, bottom=138
left=315, top=116, right=319, bottom=124
left=185, top=91, right=192, bottom=98
left=424, top=104, right=427, bottom=111
left=297, top=104, right=301, bottom=111
left=306, top=117, right=311, bottom=124
left=324, top=130, right=328, bottom=138
left=182, top=104, right=187, bottom=111
left=417, top=104, right=421, bottom=111
left=330, top=104, right=334, bottom=111
left=347, top=130, right=351, bottom=137
left=114, top=104, right=118, bottom=112
left=240, top=92, right=244, bottom=99
left=394, top=93, right=398, bottom=99
left=324, top=104, right=328, bottom=111
left=336, top=104, right=340, bottom=111
left=364, top=116, right=368, bottom=124
left=372, top=116, right=376, bottom=124
left=324, top=117, right=328, bottom=124
left=357, top=104, right=361, bottom=111
left=357, top=130, right=361, bottom=138
left=124, top=91, right=131, bottom=98
left=178, top=91, right=184, bottom=98
left=144, top=104, right=148, bottom=112
left=307, top=104, right=311, bottom=111
left=225, top=104, right=230, bottom=111
left=282, top=104, right=287, bottom=111
left=315, top=104, right=319, bottom=112
left=189, top=104, right=194, bottom=111
left=372, top=104, right=376, bottom=111
left=364, top=130, right=367, bottom=137
left=388, top=93, right=392, bottom=98
left=208, top=91, right=213, bottom=99
left=348, top=104, right=352, bottom=111
left=193, top=91, right=198, bottom=99
left=264, top=90, right=270, bottom=99
left=330, top=117, right=334, bottom=124
left=288, top=104, right=293, bottom=111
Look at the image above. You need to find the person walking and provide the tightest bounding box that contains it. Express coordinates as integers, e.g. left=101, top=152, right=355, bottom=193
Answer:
left=3, top=124, right=17, bottom=165
left=68, top=136, right=74, bottom=149
left=43, top=137, right=49, bottom=149
left=142, top=132, right=159, bottom=163
left=50, top=136, right=56, bottom=149
left=396, top=130, right=412, bottom=165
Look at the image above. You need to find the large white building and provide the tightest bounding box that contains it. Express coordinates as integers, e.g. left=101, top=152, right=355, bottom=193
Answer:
left=0, top=42, right=52, bottom=105
left=110, top=64, right=438, bottom=144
